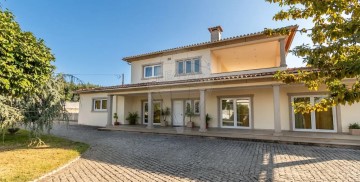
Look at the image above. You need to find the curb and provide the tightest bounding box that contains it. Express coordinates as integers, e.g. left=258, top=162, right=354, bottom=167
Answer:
left=33, top=155, right=82, bottom=182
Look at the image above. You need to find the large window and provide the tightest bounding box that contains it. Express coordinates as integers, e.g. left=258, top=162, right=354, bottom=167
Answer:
left=194, top=100, right=200, bottom=114
left=144, top=64, right=162, bottom=78
left=176, top=58, right=201, bottom=75
left=291, top=95, right=336, bottom=132
left=143, top=101, right=161, bottom=124
left=221, top=98, right=251, bottom=128
left=93, top=99, right=107, bottom=111
left=185, top=99, right=200, bottom=114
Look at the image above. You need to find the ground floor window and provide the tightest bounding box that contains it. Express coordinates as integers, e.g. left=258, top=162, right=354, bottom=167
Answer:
left=221, top=98, right=251, bottom=128
left=185, top=99, right=200, bottom=114
left=143, top=101, right=161, bottom=124
left=291, top=95, right=337, bottom=132
left=93, top=98, right=107, bottom=111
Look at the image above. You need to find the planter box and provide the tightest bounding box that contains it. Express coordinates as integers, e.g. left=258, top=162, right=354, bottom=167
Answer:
left=349, top=129, right=360, bottom=135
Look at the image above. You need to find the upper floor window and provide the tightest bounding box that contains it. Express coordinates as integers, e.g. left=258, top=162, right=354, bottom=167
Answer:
left=176, top=58, right=201, bottom=75
left=144, top=64, right=162, bottom=78
left=93, top=98, right=107, bottom=111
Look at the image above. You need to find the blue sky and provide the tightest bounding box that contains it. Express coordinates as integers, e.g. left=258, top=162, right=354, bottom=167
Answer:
left=2, top=0, right=312, bottom=86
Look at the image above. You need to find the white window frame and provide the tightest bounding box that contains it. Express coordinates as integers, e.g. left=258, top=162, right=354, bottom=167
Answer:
left=194, top=100, right=200, bottom=114
left=176, top=58, right=201, bottom=75
left=183, top=99, right=200, bottom=115
left=291, top=95, right=337, bottom=132
left=220, top=97, right=252, bottom=129
left=93, top=98, right=107, bottom=112
left=143, top=64, right=162, bottom=78
left=185, top=100, right=192, bottom=112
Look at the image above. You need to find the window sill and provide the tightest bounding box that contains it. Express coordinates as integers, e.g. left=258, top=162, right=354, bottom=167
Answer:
left=174, top=72, right=202, bottom=77
left=92, top=110, right=108, bottom=113
left=142, top=76, right=163, bottom=80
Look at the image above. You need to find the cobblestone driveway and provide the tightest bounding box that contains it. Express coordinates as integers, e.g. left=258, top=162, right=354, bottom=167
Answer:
left=42, top=124, right=360, bottom=182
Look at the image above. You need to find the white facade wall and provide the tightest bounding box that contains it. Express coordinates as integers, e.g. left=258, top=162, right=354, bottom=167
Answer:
left=78, top=93, right=108, bottom=127
left=131, top=49, right=212, bottom=84
left=340, top=103, right=360, bottom=132
left=78, top=84, right=360, bottom=133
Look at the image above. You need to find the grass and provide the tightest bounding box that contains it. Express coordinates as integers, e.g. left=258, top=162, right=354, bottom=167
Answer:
left=0, top=130, right=89, bottom=182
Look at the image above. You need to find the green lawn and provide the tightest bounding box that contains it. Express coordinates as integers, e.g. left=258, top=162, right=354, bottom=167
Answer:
left=0, top=130, right=89, bottom=182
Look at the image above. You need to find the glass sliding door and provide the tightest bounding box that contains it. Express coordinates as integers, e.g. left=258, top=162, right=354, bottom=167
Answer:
left=221, top=99, right=234, bottom=127
left=293, top=97, right=312, bottom=129
left=221, top=98, right=251, bottom=128
left=314, top=97, right=334, bottom=130
left=291, top=96, right=336, bottom=132
left=143, top=101, right=161, bottom=125
left=236, top=99, right=250, bottom=127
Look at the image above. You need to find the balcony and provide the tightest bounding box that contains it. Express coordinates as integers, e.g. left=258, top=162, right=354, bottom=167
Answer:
left=210, top=40, right=283, bottom=74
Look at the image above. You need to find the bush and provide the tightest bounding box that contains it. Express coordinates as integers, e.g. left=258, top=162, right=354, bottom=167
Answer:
left=126, top=112, right=139, bottom=125
left=349, top=123, right=360, bottom=129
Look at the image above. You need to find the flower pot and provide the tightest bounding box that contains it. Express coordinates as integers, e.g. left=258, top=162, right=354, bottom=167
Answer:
left=186, top=121, right=194, bottom=128
left=160, top=121, right=167, bottom=127
left=114, top=121, right=120, bottom=126
left=349, top=129, right=360, bottom=135
left=7, top=128, right=20, bottom=135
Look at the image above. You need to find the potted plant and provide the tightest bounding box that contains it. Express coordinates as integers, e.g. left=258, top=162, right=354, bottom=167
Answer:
left=205, top=113, right=212, bottom=129
left=113, top=113, right=120, bottom=126
left=160, top=107, right=170, bottom=126
left=185, top=105, right=195, bottom=128
left=126, top=112, right=139, bottom=125
left=7, top=123, right=20, bottom=135
left=349, top=123, right=360, bottom=135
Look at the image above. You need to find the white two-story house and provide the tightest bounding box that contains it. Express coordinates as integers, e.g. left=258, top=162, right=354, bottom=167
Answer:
left=77, top=25, right=360, bottom=134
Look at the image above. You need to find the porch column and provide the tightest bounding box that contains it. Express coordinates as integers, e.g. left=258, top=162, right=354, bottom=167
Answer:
left=106, top=95, right=113, bottom=127
left=199, top=89, right=207, bottom=132
left=273, top=85, right=282, bottom=135
left=279, top=38, right=287, bottom=67
left=147, top=92, right=154, bottom=129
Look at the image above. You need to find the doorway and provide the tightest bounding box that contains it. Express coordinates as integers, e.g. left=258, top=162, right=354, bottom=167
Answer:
left=172, top=100, right=184, bottom=126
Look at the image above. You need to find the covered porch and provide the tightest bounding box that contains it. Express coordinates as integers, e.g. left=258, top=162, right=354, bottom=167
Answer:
left=104, top=80, right=285, bottom=135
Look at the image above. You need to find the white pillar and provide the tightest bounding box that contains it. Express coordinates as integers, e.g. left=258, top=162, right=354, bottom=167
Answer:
left=106, top=95, right=113, bottom=127
left=279, top=38, right=287, bottom=67
left=199, top=89, right=207, bottom=132
left=273, top=85, right=282, bottom=135
left=147, top=92, right=154, bottom=129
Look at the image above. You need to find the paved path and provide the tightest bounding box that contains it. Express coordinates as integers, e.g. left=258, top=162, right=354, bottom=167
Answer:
left=42, top=123, right=360, bottom=182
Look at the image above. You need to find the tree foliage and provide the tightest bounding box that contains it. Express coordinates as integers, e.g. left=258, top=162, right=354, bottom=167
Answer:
left=0, top=95, right=23, bottom=142
left=265, top=0, right=360, bottom=113
left=23, top=75, right=67, bottom=138
left=0, top=10, right=55, bottom=97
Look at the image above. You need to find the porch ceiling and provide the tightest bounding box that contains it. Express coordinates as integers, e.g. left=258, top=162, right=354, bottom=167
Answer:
left=211, top=40, right=279, bottom=71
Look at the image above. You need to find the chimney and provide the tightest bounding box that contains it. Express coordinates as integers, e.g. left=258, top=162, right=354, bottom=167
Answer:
left=208, top=26, right=223, bottom=42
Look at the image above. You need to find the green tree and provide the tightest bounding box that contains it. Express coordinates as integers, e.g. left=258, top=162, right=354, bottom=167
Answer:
left=265, top=0, right=360, bottom=113
left=0, top=95, right=23, bottom=142
left=23, top=75, right=67, bottom=138
left=0, top=9, right=55, bottom=139
left=0, top=10, right=55, bottom=97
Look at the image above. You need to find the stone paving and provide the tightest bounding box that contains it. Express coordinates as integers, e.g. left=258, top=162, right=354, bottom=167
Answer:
left=41, top=123, right=360, bottom=182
